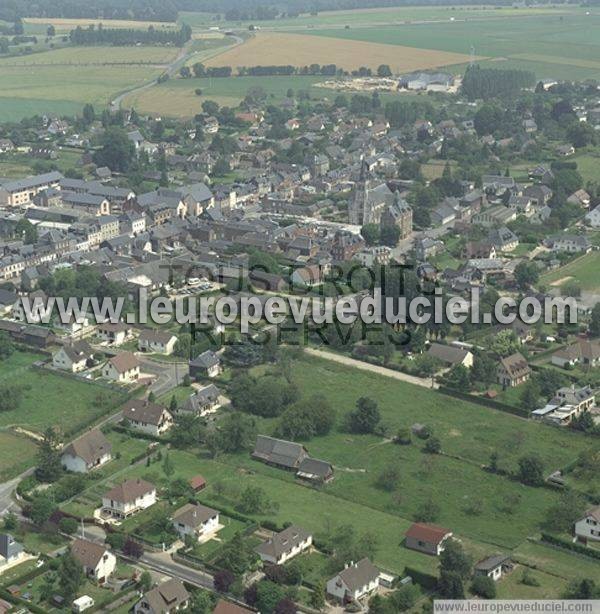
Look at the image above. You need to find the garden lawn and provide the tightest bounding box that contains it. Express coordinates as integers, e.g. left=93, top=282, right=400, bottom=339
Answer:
left=0, top=366, right=127, bottom=435
left=0, top=432, right=39, bottom=481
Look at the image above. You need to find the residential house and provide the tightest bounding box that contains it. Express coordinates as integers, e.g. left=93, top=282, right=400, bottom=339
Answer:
left=585, top=205, right=600, bottom=228
left=178, top=384, right=221, bottom=417
left=103, top=352, right=140, bottom=383
left=551, top=339, right=600, bottom=368
left=138, top=330, right=178, bottom=355
left=474, top=555, right=511, bottom=581
left=134, top=579, right=189, bottom=614
left=326, top=558, right=380, bottom=604
left=172, top=503, right=220, bottom=542
left=291, top=265, right=323, bottom=288
left=252, top=435, right=308, bottom=471
left=427, top=343, right=473, bottom=368
left=121, top=399, right=174, bottom=436
left=102, top=478, right=157, bottom=519
left=550, top=235, right=592, bottom=254
left=97, top=322, right=132, bottom=346
left=255, top=525, right=313, bottom=565
left=0, top=171, right=63, bottom=206
left=533, top=385, right=596, bottom=426
left=0, top=534, right=24, bottom=568
left=61, top=430, right=112, bottom=473
left=497, top=352, right=531, bottom=388
left=488, top=227, right=519, bottom=252
left=52, top=341, right=94, bottom=372
left=405, top=523, right=453, bottom=555
left=567, top=189, right=591, bottom=208
left=70, top=539, right=116, bottom=584
left=212, top=600, right=253, bottom=614
left=575, top=506, right=600, bottom=545
left=189, top=350, right=222, bottom=379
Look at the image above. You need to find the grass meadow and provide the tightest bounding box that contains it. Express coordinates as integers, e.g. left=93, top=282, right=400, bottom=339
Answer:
left=540, top=251, right=600, bottom=293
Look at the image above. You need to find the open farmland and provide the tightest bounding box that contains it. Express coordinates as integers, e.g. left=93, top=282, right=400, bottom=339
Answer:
left=204, top=31, right=475, bottom=72
left=23, top=16, right=179, bottom=34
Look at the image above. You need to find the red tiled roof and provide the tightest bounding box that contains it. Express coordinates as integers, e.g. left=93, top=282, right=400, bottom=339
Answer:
left=405, top=522, right=451, bottom=545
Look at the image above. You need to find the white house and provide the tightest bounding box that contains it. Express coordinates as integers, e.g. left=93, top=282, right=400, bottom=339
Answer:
left=255, top=525, right=312, bottom=565
left=102, top=478, right=156, bottom=519
left=97, top=322, right=132, bottom=346
left=71, top=539, right=116, bottom=584
left=121, top=399, right=173, bottom=436
left=585, top=205, right=600, bottom=228
left=138, top=330, right=178, bottom=355
left=72, top=596, right=95, bottom=613
left=103, top=352, right=140, bottom=383
left=326, top=558, right=380, bottom=604
left=61, top=430, right=112, bottom=473
left=474, top=555, right=511, bottom=582
left=52, top=341, right=94, bottom=373
left=575, top=506, right=600, bottom=545
left=171, top=503, right=220, bottom=542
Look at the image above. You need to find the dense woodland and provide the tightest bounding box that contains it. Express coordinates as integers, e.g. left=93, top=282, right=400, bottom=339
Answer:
left=462, top=65, right=536, bottom=101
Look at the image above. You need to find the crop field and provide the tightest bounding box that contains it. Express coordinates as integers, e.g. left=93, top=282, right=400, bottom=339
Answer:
left=204, top=32, right=475, bottom=72
left=0, top=62, right=161, bottom=121
left=0, top=45, right=179, bottom=66
left=540, top=251, right=600, bottom=293
left=300, top=8, right=600, bottom=80
left=124, top=75, right=327, bottom=117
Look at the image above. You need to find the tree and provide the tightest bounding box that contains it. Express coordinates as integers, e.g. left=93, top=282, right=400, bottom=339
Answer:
left=440, top=539, right=472, bottom=579
left=424, top=437, right=441, bottom=454
left=213, top=569, right=235, bottom=592
left=0, top=331, right=15, bottom=361
left=189, top=590, right=214, bottom=613
left=202, top=100, right=219, bottom=115
left=380, top=225, right=400, bottom=247
left=514, top=261, right=539, bottom=289
left=395, top=427, right=411, bottom=445
left=123, top=538, right=144, bottom=559
left=544, top=491, right=584, bottom=533
left=47, top=24, right=56, bottom=37
left=377, top=64, right=392, bottom=77
left=15, top=218, right=37, bottom=244
left=256, top=580, right=285, bottom=614
left=520, top=380, right=542, bottom=411
left=438, top=571, right=465, bottom=598
left=310, top=580, right=326, bottom=610
left=180, top=66, right=191, bottom=78
left=590, top=303, right=600, bottom=337
left=490, top=330, right=520, bottom=358
left=36, top=427, right=62, bottom=482
left=93, top=127, right=135, bottom=173
left=3, top=511, right=17, bottom=531
left=517, top=454, right=545, bottom=486
left=59, top=517, right=77, bottom=535
left=82, top=103, right=95, bottom=125
left=238, top=485, right=269, bottom=514
left=58, top=552, right=84, bottom=602
left=414, top=498, right=440, bottom=522
left=361, top=223, right=380, bottom=246
left=443, top=365, right=471, bottom=390
left=471, top=575, right=496, bottom=599
left=162, top=453, right=175, bottom=478
left=375, top=465, right=401, bottom=492
left=139, top=570, right=153, bottom=592
left=471, top=353, right=497, bottom=386
left=563, top=578, right=599, bottom=599
left=349, top=397, right=380, bottom=434
left=278, top=394, right=335, bottom=440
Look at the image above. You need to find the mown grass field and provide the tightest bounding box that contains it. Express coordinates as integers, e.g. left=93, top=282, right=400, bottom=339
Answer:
left=540, top=251, right=600, bottom=293
left=204, top=31, right=474, bottom=72
left=0, top=352, right=127, bottom=436
left=0, top=431, right=39, bottom=482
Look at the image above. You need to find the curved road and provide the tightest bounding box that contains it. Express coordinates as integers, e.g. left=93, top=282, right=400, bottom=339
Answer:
left=111, top=34, right=244, bottom=112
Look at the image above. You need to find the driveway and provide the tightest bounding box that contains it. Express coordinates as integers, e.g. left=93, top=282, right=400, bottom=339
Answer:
left=304, top=347, right=437, bottom=389
left=137, top=356, right=188, bottom=397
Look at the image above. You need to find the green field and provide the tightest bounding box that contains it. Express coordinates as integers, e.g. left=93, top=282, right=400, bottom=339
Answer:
left=300, top=8, right=600, bottom=80
left=0, top=431, right=39, bottom=481
left=125, top=75, right=327, bottom=117
left=541, top=251, right=600, bottom=293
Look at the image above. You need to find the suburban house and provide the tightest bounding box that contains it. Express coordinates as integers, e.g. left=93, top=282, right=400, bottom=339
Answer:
left=296, top=457, right=335, bottom=483
left=134, top=579, right=190, bottom=614
left=70, top=539, right=116, bottom=584
left=427, top=343, right=474, bottom=369
left=121, top=399, right=174, bottom=436
left=255, top=525, right=313, bottom=565
left=405, top=523, right=453, bottom=555
left=474, top=555, right=512, bottom=581
left=61, top=430, right=112, bottom=473
left=326, top=558, right=380, bottom=604
left=97, top=322, right=132, bottom=346
left=189, top=350, right=222, bottom=379
left=171, top=503, right=220, bottom=542
left=575, top=506, right=600, bottom=545
left=0, top=534, right=24, bottom=568
left=252, top=435, right=309, bottom=471
left=178, top=384, right=221, bottom=417
left=497, top=352, right=531, bottom=388
left=52, top=341, right=94, bottom=373
left=551, top=339, right=600, bottom=368
left=212, top=600, right=253, bottom=614
left=138, top=330, right=178, bottom=355
left=102, top=478, right=157, bottom=519
left=291, top=265, right=324, bottom=288
left=103, top=352, right=140, bottom=383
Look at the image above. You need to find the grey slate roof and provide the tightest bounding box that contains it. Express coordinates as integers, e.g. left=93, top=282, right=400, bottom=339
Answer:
left=255, top=525, right=312, bottom=560
left=252, top=435, right=308, bottom=469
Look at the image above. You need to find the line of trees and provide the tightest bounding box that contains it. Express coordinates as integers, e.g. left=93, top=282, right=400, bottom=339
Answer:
left=69, top=23, right=191, bottom=46
left=189, top=62, right=393, bottom=79
left=462, top=64, right=535, bottom=100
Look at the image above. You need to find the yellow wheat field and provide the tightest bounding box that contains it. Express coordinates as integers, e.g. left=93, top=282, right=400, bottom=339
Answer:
left=205, top=32, right=477, bottom=72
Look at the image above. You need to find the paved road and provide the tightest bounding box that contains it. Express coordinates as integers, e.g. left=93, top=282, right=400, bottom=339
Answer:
left=140, top=551, right=214, bottom=589
left=111, top=34, right=244, bottom=112
left=138, top=355, right=187, bottom=397
left=0, top=476, right=23, bottom=517
left=304, top=347, right=438, bottom=389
